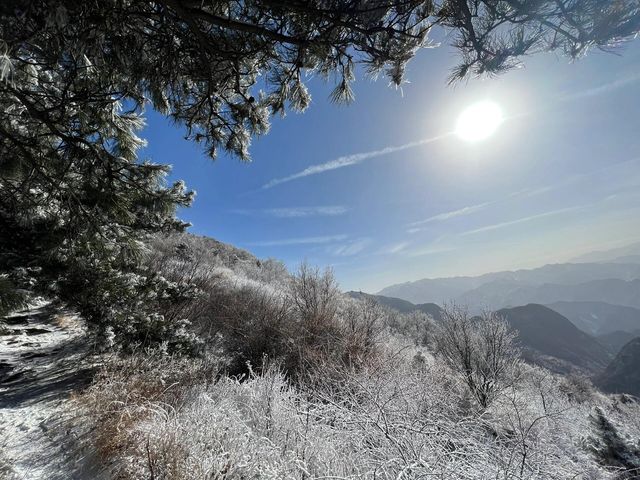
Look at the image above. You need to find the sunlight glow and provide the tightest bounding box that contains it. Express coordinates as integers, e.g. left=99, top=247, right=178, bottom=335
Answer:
left=456, top=101, right=504, bottom=142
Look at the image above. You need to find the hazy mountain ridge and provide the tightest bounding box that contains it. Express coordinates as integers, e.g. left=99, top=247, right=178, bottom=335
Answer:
left=570, top=241, right=640, bottom=264
left=378, top=262, right=640, bottom=311
left=597, top=330, right=640, bottom=355
left=457, top=278, right=640, bottom=312
left=350, top=293, right=613, bottom=375
left=596, top=337, right=640, bottom=396
left=546, top=301, right=640, bottom=335
left=497, top=304, right=612, bottom=374
left=347, top=291, right=444, bottom=320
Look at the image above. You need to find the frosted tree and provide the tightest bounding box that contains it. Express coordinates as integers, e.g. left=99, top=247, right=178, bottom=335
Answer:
left=1, top=0, right=639, bottom=341
left=434, top=306, right=520, bottom=408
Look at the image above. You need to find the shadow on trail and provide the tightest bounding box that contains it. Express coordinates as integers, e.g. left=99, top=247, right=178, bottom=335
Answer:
left=0, top=334, right=96, bottom=408
left=0, top=301, right=105, bottom=480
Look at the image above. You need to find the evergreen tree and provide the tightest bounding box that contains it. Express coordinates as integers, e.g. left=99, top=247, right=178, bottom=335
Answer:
left=1, top=1, right=638, bottom=345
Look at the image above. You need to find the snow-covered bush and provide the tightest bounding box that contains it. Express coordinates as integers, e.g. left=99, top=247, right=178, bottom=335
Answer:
left=76, top=240, right=640, bottom=479
left=184, top=261, right=386, bottom=379
left=81, top=347, right=640, bottom=480
left=587, top=407, right=640, bottom=478
left=386, top=309, right=437, bottom=347
left=434, top=306, right=521, bottom=408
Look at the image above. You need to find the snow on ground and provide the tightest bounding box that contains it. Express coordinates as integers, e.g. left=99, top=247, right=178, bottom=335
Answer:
left=0, top=300, right=103, bottom=479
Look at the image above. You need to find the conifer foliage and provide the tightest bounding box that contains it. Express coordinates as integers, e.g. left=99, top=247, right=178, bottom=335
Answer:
left=1, top=1, right=639, bottom=345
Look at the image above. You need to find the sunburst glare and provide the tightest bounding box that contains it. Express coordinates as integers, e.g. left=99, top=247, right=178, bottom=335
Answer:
left=456, top=101, right=504, bottom=142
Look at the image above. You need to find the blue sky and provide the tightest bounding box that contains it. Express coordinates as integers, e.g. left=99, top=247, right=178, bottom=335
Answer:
left=141, top=40, right=640, bottom=293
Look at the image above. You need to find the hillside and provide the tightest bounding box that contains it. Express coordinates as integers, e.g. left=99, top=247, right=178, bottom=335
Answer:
left=596, top=337, right=640, bottom=396
left=153, top=232, right=262, bottom=268
left=347, top=291, right=421, bottom=313
left=497, top=304, right=612, bottom=374
left=546, top=301, right=640, bottom=335
left=4, top=236, right=640, bottom=479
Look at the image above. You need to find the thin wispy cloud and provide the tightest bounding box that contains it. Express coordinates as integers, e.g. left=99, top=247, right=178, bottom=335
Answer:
left=406, top=243, right=457, bottom=258
left=406, top=187, right=553, bottom=234
left=233, top=206, right=349, bottom=218
left=405, top=162, right=638, bottom=236
left=508, top=186, right=553, bottom=199
left=377, top=241, right=411, bottom=255
left=327, top=238, right=373, bottom=257
left=262, top=133, right=451, bottom=189
left=408, top=202, right=491, bottom=232
left=511, top=157, right=640, bottom=201
left=562, top=73, right=640, bottom=102
left=246, top=234, right=348, bottom=247
left=460, top=205, right=586, bottom=236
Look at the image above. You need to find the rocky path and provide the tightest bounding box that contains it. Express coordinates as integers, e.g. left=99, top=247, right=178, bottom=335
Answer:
left=0, top=300, right=101, bottom=479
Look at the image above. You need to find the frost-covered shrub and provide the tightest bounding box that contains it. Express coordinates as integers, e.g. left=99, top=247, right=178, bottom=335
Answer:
left=189, top=265, right=385, bottom=380
left=587, top=407, right=640, bottom=478
left=560, top=373, right=597, bottom=404
left=434, top=306, right=521, bottom=408
left=387, top=309, right=437, bottom=347
left=83, top=349, right=640, bottom=480
left=64, top=261, right=204, bottom=354
left=339, top=296, right=387, bottom=365
left=198, top=282, right=296, bottom=375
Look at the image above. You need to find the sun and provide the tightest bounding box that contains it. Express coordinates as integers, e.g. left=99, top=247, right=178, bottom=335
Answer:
left=455, top=101, right=504, bottom=142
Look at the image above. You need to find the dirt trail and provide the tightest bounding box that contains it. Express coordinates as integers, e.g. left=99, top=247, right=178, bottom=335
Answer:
left=0, top=300, right=102, bottom=479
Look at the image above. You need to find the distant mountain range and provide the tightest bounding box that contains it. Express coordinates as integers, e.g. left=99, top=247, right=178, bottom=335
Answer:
left=378, top=262, right=640, bottom=312
left=365, top=242, right=640, bottom=391
left=349, top=292, right=614, bottom=375
left=569, top=241, right=640, bottom=264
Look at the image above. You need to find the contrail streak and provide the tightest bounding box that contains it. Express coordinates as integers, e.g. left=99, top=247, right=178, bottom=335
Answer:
left=260, top=73, right=639, bottom=191
left=262, top=133, right=451, bottom=189
left=561, top=73, right=640, bottom=102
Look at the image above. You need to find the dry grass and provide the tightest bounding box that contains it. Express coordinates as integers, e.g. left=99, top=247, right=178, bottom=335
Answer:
left=78, top=354, right=217, bottom=478
left=52, top=313, right=82, bottom=329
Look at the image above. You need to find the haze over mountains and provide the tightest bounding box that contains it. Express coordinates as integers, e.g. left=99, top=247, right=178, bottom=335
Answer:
left=348, top=291, right=616, bottom=375
left=546, top=301, right=640, bottom=335
left=596, top=338, right=640, bottom=397
left=367, top=242, right=640, bottom=393
left=496, top=304, right=612, bottom=374
left=377, top=243, right=640, bottom=313
left=569, top=241, right=640, bottom=264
